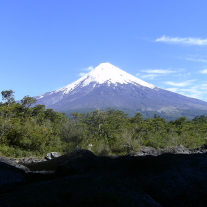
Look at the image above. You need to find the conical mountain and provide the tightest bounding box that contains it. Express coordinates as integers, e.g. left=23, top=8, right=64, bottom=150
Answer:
left=35, top=63, right=207, bottom=117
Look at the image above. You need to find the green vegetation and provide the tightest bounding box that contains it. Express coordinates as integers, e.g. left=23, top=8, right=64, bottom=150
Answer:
left=62, top=107, right=207, bottom=121
left=1, top=90, right=207, bottom=157
left=0, top=90, right=66, bottom=157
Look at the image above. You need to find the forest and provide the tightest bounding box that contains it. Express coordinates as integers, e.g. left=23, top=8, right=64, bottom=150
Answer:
left=0, top=90, right=207, bottom=157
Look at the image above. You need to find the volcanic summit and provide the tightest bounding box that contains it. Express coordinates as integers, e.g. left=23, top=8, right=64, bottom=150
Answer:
left=35, top=63, right=207, bottom=116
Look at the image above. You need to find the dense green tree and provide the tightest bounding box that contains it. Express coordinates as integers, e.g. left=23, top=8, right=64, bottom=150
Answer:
left=192, top=115, right=207, bottom=124
left=1, top=90, right=15, bottom=105
left=21, top=95, right=37, bottom=107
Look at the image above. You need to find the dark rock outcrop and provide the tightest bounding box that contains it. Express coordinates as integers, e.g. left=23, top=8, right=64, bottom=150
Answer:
left=0, top=156, right=29, bottom=172
left=45, top=152, right=62, bottom=160
left=128, top=146, right=160, bottom=156
left=1, top=149, right=207, bottom=206
left=17, top=157, right=46, bottom=165
left=0, top=157, right=27, bottom=195
left=0, top=162, right=25, bottom=187
left=55, top=150, right=99, bottom=176
left=161, top=145, right=190, bottom=154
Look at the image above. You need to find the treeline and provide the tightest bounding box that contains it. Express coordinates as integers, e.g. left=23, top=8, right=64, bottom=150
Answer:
left=0, top=90, right=207, bottom=157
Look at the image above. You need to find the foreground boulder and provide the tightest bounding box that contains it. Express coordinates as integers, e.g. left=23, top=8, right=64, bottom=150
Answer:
left=0, top=156, right=29, bottom=172
left=21, top=149, right=97, bottom=172
left=0, top=162, right=25, bottom=188
left=55, top=150, right=99, bottom=176
left=1, top=150, right=207, bottom=206
left=0, top=157, right=27, bottom=194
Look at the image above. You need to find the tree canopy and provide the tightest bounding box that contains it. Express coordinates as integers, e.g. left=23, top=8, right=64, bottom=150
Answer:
left=1, top=90, right=207, bottom=157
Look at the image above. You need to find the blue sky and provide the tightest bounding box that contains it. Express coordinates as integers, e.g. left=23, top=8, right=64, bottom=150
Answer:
left=1, top=0, right=207, bottom=101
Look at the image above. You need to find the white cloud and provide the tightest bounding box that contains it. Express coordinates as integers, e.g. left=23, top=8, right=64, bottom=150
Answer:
left=201, top=84, right=207, bottom=89
left=186, top=58, right=207, bottom=63
left=165, top=85, right=207, bottom=101
left=165, top=80, right=196, bottom=87
left=141, top=69, right=176, bottom=74
left=140, top=74, right=159, bottom=80
left=84, top=66, right=94, bottom=71
left=171, top=72, right=191, bottom=78
left=78, top=66, right=94, bottom=77
left=179, top=87, right=205, bottom=99
left=156, top=35, right=207, bottom=45
left=166, top=88, right=179, bottom=93
left=78, top=73, right=87, bottom=77
left=200, top=69, right=207, bottom=74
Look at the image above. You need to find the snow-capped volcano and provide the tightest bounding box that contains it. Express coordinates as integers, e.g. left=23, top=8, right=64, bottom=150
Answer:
left=54, top=62, right=156, bottom=95
left=35, top=63, right=207, bottom=116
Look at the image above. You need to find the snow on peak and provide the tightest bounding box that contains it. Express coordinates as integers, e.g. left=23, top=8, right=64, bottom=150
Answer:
left=55, top=62, right=157, bottom=94
left=86, top=63, right=155, bottom=86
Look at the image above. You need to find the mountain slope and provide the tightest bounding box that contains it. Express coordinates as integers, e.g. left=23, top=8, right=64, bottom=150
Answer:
left=35, top=63, right=207, bottom=115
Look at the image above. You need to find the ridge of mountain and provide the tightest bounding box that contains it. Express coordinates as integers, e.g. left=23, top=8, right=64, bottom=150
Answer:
left=35, top=63, right=207, bottom=118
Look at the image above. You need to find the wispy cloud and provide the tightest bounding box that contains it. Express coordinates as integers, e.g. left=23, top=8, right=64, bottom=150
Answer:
left=78, top=73, right=87, bottom=77
left=201, top=84, right=207, bottom=89
left=83, top=66, right=94, bottom=71
left=141, top=69, right=176, bottom=74
left=200, top=69, right=207, bottom=74
left=137, top=68, right=178, bottom=80
left=156, top=35, right=207, bottom=45
left=165, top=80, right=196, bottom=87
left=165, top=86, right=207, bottom=101
left=166, top=88, right=179, bottom=93
left=186, top=58, right=207, bottom=63
left=179, top=86, right=206, bottom=100
left=78, top=66, right=94, bottom=77
left=140, top=74, right=159, bottom=80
